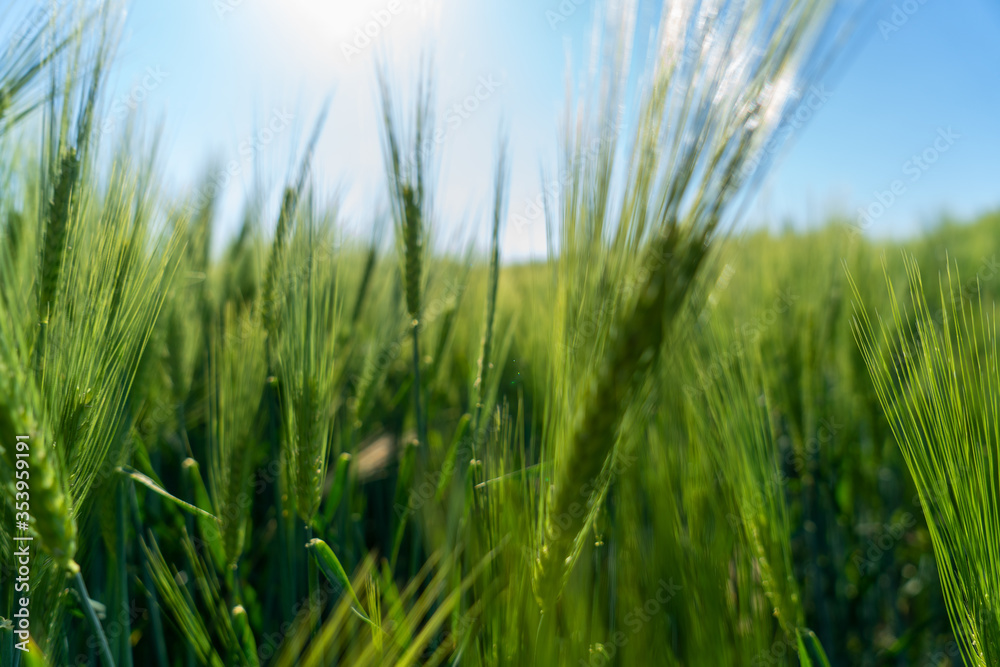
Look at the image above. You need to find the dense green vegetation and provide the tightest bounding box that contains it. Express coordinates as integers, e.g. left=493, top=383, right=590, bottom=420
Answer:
left=1, top=1, right=998, bottom=666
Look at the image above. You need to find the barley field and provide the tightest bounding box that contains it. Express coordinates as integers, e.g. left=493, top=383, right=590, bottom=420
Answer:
left=1, top=1, right=998, bottom=665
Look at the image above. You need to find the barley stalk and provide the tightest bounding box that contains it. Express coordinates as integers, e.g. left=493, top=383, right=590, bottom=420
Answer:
left=472, top=143, right=509, bottom=449
left=534, top=227, right=701, bottom=609
left=278, top=214, right=341, bottom=525
left=209, top=305, right=267, bottom=569
left=400, top=183, right=429, bottom=459
left=532, top=0, right=850, bottom=612
left=378, top=68, right=435, bottom=459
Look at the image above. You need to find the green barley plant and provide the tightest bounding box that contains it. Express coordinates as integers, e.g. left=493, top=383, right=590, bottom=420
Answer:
left=142, top=531, right=243, bottom=667
left=1, top=9, right=180, bottom=665
left=0, top=313, right=78, bottom=576
left=276, top=204, right=344, bottom=527
left=852, top=256, right=1000, bottom=664
left=378, top=66, right=433, bottom=455
left=262, top=103, right=329, bottom=349
left=695, top=335, right=828, bottom=663
left=472, top=140, right=509, bottom=450
left=207, top=304, right=267, bottom=571
left=8, top=0, right=998, bottom=664
left=0, top=3, right=77, bottom=135
left=532, top=0, right=855, bottom=618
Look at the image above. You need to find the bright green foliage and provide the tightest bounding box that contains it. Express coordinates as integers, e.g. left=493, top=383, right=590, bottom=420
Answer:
left=853, top=256, right=1000, bottom=665
left=5, top=1, right=1000, bottom=666
left=276, top=215, right=344, bottom=525
left=209, top=305, right=268, bottom=568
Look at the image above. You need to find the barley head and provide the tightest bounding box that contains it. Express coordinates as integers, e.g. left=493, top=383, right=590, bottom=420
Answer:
left=0, top=370, right=78, bottom=574
left=263, top=186, right=298, bottom=339
left=38, top=147, right=80, bottom=324
left=401, top=184, right=422, bottom=321
left=209, top=305, right=268, bottom=568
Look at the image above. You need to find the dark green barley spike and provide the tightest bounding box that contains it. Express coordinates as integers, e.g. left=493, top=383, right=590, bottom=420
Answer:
left=401, top=184, right=422, bottom=320
left=534, top=225, right=707, bottom=610
left=38, top=147, right=80, bottom=324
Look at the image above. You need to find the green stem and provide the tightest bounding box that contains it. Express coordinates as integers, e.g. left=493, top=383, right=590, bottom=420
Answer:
left=305, top=524, right=324, bottom=665
left=411, top=320, right=427, bottom=459
left=128, top=482, right=168, bottom=667
left=115, top=481, right=133, bottom=667
left=178, top=457, right=196, bottom=667
left=409, top=320, right=426, bottom=575
left=72, top=570, right=116, bottom=667
left=306, top=525, right=320, bottom=634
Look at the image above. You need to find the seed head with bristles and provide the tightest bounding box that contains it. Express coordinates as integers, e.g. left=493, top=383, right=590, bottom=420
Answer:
left=38, top=147, right=80, bottom=324
left=0, top=360, right=78, bottom=574
left=208, top=305, right=268, bottom=568
left=532, top=0, right=859, bottom=611
left=263, top=186, right=298, bottom=339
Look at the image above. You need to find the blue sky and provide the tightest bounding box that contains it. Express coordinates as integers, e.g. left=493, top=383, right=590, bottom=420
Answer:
left=88, top=0, right=1000, bottom=259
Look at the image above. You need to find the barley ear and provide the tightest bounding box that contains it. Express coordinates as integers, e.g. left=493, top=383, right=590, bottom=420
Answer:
left=263, top=186, right=298, bottom=340
left=0, top=374, right=78, bottom=575
left=472, top=140, right=509, bottom=447
left=38, top=147, right=80, bottom=325
left=209, top=305, right=268, bottom=568
left=401, top=184, right=422, bottom=321
left=533, top=228, right=698, bottom=610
